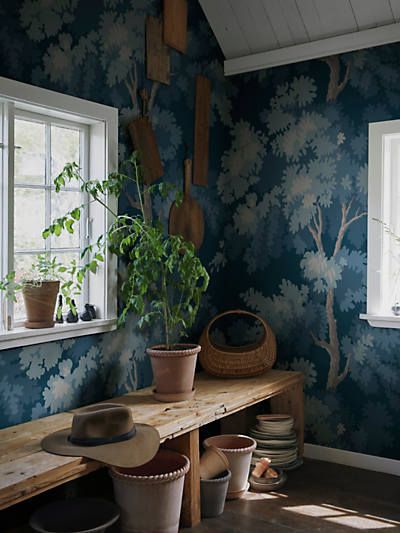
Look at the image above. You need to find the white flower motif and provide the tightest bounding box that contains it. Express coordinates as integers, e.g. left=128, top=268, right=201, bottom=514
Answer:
left=337, top=423, right=346, bottom=436
left=290, top=357, right=317, bottom=389
left=337, top=132, right=346, bottom=145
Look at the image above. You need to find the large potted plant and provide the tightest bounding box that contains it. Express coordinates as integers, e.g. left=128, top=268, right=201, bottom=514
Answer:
left=43, top=153, right=209, bottom=401
left=0, top=254, right=78, bottom=329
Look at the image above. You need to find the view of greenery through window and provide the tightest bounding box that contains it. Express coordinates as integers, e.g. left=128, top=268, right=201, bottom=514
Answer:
left=13, top=117, right=83, bottom=320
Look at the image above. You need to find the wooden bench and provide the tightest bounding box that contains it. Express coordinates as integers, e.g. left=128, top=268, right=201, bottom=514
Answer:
left=0, top=370, right=304, bottom=527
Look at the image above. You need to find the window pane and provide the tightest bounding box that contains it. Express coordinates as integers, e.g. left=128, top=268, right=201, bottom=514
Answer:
left=15, top=119, right=45, bottom=185
left=14, top=188, right=46, bottom=251
left=14, top=254, right=37, bottom=320
left=51, top=125, right=80, bottom=183
left=50, top=191, right=81, bottom=249
left=53, top=251, right=82, bottom=314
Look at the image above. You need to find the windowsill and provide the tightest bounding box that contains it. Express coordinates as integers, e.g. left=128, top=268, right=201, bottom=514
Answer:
left=0, top=318, right=117, bottom=350
left=359, top=313, right=400, bottom=329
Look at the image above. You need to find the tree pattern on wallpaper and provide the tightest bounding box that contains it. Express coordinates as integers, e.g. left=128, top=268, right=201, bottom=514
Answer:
left=214, top=48, right=400, bottom=458
left=1, top=0, right=400, bottom=460
left=0, top=0, right=226, bottom=428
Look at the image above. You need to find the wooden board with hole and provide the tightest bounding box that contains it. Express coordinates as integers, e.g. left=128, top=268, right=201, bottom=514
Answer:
left=146, top=16, right=170, bottom=85
left=163, top=0, right=188, bottom=53
left=0, top=371, right=303, bottom=525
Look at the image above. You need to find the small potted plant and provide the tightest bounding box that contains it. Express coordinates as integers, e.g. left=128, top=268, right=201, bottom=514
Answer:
left=43, top=153, right=209, bottom=401
left=0, top=254, right=78, bottom=329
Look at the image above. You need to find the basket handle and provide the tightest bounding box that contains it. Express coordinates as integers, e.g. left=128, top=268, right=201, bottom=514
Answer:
left=205, top=309, right=269, bottom=344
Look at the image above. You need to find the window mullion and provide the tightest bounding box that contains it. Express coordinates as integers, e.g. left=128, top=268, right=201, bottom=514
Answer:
left=45, top=122, right=51, bottom=256
left=1, top=101, right=15, bottom=330
left=81, top=127, right=90, bottom=306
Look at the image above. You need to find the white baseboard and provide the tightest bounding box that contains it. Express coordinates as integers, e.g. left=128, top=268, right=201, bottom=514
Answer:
left=304, top=443, right=400, bottom=477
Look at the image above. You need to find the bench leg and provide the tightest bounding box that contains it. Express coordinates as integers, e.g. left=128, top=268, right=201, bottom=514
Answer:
left=167, top=428, right=201, bottom=528
left=270, top=382, right=304, bottom=456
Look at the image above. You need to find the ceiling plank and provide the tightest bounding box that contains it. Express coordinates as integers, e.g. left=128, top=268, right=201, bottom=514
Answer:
left=280, top=0, right=310, bottom=43
left=262, top=0, right=307, bottom=47
left=199, top=0, right=251, bottom=59
left=296, top=0, right=325, bottom=40
left=389, top=0, right=400, bottom=20
left=229, top=0, right=279, bottom=53
left=224, top=22, right=400, bottom=75
left=350, top=0, right=394, bottom=29
left=314, top=0, right=357, bottom=37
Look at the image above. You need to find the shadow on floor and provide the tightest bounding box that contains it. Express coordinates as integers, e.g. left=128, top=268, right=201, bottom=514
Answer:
left=191, top=459, right=400, bottom=532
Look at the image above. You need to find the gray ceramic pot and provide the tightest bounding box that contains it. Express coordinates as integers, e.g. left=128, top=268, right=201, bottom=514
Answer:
left=29, top=498, right=120, bottom=533
left=200, top=470, right=232, bottom=518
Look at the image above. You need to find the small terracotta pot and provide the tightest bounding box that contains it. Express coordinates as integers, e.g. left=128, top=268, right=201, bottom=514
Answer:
left=200, top=445, right=229, bottom=480
left=22, top=281, right=60, bottom=329
left=200, top=470, right=232, bottom=518
left=203, top=434, right=257, bottom=499
left=147, top=344, right=201, bottom=402
left=110, top=449, right=190, bottom=533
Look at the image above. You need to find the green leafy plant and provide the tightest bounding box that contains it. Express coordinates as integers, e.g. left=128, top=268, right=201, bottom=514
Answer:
left=43, top=153, right=209, bottom=349
left=0, top=253, right=79, bottom=314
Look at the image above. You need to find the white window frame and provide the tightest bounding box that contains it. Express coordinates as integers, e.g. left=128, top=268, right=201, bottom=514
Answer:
left=0, top=76, right=118, bottom=349
left=360, top=118, right=400, bottom=329
left=13, top=108, right=90, bottom=326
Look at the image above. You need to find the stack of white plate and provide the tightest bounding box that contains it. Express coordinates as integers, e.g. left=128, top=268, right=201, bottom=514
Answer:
left=250, top=414, right=302, bottom=470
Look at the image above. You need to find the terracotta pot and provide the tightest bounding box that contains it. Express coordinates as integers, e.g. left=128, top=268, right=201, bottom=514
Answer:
left=200, top=470, right=231, bottom=518
left=200, top=445, right=229, bottom=480
left=29, top=498, right=120, bottom=533
left=22, top=281, right=60, bottom=329
left=110, top=449, right=190, bottom=533
left=147, top=344, right=201, bottom=402
left=203, top=434, right=257, bottom=499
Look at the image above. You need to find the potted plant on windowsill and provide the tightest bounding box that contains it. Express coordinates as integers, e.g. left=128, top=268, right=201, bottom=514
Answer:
left=43, top=153, right=209, bottom=401
left=0, top=254, right=78, bottom=329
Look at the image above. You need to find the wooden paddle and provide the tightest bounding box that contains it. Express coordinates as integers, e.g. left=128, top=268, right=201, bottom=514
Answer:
left=169, top=158, right=204, bottom=250
left=128, top=88, right=163, bottom=185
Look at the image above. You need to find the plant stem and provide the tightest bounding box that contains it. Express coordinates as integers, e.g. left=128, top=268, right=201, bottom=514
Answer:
left=77, top=174, right=118, bottom=218
left=133, top=159, right=146, bottom=222
left=161, top=270, right=170, bottom=349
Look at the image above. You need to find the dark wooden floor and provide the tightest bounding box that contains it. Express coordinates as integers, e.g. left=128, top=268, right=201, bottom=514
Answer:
left=190, top=459, right=400, bottom=532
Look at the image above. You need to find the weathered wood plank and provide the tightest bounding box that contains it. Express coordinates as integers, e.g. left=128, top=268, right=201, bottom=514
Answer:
left=166, top=429, right=200, bottom=527
left=146, top=16, right=170, bottom=85
left=163, top=0, right=188, bottom=53
left=270, top=380, right=304, bottom=456
left=0, top=413, right=73, bottom=464
left=0, top=370, right=303, bottom=511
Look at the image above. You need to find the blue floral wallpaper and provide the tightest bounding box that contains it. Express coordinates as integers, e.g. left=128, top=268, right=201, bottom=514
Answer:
left=216, top=47, right=400, bottom=460
left=0, top=0, right=230, bottom=427
left=1, top=0, right=400, bottom=462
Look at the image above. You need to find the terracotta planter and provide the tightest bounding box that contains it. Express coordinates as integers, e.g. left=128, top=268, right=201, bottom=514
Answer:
left=200, top=445, right=229, bottom=480
left=110, top=449, right=190, bottom=533
left=200, top=470, right=231, bottom=518
left=22, top=281, right=60, bottom=329
left=147, top=344, right=201, bottom=402
left=203, top=434, right=256, bottom=499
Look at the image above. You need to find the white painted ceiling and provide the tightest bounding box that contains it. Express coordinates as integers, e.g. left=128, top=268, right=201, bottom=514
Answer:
left=199, top=0, right=400, bottom=75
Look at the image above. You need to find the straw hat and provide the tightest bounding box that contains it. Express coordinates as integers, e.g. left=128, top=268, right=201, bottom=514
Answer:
left=41, top=403, right=160, bottom=468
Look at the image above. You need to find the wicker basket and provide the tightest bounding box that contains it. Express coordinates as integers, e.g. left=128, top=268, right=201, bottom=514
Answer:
left=199, top=310, right=277, bottom=378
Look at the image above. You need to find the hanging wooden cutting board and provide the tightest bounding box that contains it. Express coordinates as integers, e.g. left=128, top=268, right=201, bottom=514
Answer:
left=193, top=75, right=211, bottom=186
left=128, top=90, right=163, bottom=185
left=146, top=16, right=170, bottom=85
left=169, top=159, right=204, bottom=250
left=128, top=117, right=163, bottom=184
left=163, top=0, right=188, bottom=53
